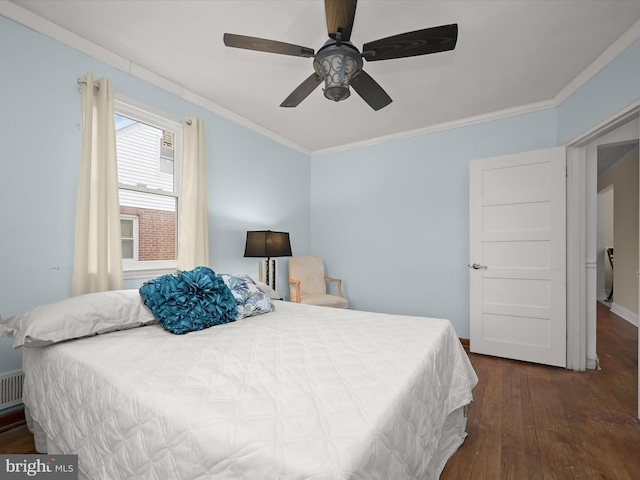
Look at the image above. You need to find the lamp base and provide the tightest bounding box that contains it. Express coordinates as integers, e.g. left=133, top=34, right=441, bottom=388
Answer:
left=258, top=259, right=277, bottom=290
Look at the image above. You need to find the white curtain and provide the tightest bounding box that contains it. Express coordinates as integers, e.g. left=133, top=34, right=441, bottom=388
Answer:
left=177, top=117, right=210, bottom=271
left=71, top=72, right=123, bottom=296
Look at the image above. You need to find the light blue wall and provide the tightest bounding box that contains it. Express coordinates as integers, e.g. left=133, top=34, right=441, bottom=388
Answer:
left=310, top=110, right=558, bottom=336
left=311, top=38, right=640, bottom=338
left=0, top=16, right=311, bottom=374
left=558, top=41, right=640, bottom=144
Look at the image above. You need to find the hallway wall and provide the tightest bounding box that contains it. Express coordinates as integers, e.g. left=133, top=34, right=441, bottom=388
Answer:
left=598, top=152, right=639, bottom=317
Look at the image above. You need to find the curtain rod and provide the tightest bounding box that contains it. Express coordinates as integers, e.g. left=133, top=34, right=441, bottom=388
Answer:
left=77, top=77, right=100, bottom=91
left=79, top=78, right=193, bottom=126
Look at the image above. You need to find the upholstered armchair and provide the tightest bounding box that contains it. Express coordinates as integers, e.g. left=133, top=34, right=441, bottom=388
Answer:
left=288, top=256, right=348, bottom=308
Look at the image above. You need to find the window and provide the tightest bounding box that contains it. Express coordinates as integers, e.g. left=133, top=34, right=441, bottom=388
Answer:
left=114, top=96, right=182, bottom=278
left=159, top=131, right=175, bottom=174
left=120, top=215, right=139, bottom=260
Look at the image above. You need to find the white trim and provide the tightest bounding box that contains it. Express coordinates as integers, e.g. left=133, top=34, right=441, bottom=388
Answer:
left=0, top=2, right=311, bottom=157
left=120, top=214, right=139, bottom=261
left=115, top=95, right=182, bottom=135
left=3, top=1, right=640, bottom=157
left=586, top=355, right=599, bottom=371
left=610, top=302, right=640, bottom=327
left=0, top=0, right=131, bottom=72
left=566, top=146, right=587, bottom=371
left=554, top=18, right=640, bottom=106
left=123, top=260, right=177, bottom=280
left=565, top=99, right=640, bottom=373
left=566, top=99, right=640, bottom=147
left=223, top=13, right=638, bottom=155
left=311, top=100, right=555, bottom=157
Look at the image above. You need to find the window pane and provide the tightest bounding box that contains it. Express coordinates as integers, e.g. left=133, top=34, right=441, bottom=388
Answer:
left=122, top=239, right=134, bottom=259
left=115, top=115, right=174, bottom=194
left=119, top=190, right=176, bottom=261
left=121, top=219, right=133, bottom=238
left=115, top=114, right=136, bottom=130
left=159, top=157, right=174, bottom=175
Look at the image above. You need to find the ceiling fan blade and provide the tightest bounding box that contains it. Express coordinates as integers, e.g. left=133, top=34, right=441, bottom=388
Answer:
left=362, top=24, right=458, bottom=62
left=351, top=70, right=392, bottom=111
left=280, top=73, right=324, bottom=108
left=325, top=0, right=358, bottom=41
left=224, top=33, right=314, bottom=58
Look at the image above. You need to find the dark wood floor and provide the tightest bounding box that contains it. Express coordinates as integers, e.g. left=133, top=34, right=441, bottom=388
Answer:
left=0, top=407, right=35, bottom=454
left=1, top=303, right=638, bottom=478
left=442, top=302, right=640, bottom=480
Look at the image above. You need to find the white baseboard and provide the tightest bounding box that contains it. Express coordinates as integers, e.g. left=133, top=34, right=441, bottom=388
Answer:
left=586, top=355, right=600, bottom=370
left=610, top=302, right=639, bottom=328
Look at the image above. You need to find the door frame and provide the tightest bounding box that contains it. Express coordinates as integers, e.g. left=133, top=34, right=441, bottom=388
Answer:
left=565, top=99, right=640, bottom=381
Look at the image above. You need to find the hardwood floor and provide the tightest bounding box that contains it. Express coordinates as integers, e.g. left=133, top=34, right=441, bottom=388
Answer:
left=1, top=303, right=638, bottom=478
left=442, top=302, right=640, bottom=480
left=0, top=408, right=35, bottom=454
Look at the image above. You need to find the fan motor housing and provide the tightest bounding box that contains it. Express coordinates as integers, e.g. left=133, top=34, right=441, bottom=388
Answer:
left=313, top=41, right=363, bottom=102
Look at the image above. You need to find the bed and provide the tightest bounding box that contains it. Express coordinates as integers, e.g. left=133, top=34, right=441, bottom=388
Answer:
left=3, top=275, right=477, bottom=480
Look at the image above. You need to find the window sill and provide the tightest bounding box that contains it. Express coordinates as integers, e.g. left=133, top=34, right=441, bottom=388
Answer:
left=123, top=260, right=177, bottom=280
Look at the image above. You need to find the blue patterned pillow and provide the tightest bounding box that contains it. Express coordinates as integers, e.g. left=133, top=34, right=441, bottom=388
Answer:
left=139, top=266, right=237, bottom=334
left=220, top=274, right=275, bottom=319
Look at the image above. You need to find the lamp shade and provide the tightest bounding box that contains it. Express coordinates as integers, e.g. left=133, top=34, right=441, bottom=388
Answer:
left=244, top=230, right=292, bottom=258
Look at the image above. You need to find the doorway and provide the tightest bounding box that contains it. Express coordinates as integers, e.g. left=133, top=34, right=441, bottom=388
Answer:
left=566, top=101, right=640, bottom=419
left=596, top=141, right=639, bottom=325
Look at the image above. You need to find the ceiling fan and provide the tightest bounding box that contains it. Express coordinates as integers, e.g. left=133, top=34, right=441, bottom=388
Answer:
left=223, top=0, right=458, bottom=111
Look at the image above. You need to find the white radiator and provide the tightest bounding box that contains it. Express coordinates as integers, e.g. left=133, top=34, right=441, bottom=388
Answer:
left=0, top=370, right=24, bottom=410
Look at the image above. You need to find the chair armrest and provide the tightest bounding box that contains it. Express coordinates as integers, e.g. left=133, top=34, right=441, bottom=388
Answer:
left=324, top=277, right=344, bottom=298
left=288, top=278, right=301, bottom=303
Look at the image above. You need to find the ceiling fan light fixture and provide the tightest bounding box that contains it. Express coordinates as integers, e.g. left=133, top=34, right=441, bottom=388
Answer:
left=314, top=44, right=362, bottom=103
left=324, top=84, right=350, bottom=102
left=223, top=1, right=458, bottom=110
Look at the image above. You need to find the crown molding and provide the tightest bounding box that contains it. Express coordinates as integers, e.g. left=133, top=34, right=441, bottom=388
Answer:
left=3, top=1, right=639, bottom=158
left=311, top=99, right=556, bottom=157
left=0, top=1, right=312, bottom=156
left=0, top=1, right=131, bottom=71
left=313, top=18, right=640, bottom=157
left=554, top=17, right=640, bottom=106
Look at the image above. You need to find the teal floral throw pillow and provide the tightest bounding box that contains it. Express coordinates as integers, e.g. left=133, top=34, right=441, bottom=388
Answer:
left=139, top=266, right=237, bottom=334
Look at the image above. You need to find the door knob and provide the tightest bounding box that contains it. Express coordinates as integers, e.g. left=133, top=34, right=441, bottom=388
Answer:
left=468, top=263, right=486, bottom=270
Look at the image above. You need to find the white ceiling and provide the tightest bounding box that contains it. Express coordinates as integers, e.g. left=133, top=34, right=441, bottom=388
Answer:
left=6, top=0, right=640, bottom=154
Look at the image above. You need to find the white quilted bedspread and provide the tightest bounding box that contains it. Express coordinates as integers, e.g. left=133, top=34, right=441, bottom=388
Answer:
left=23, top=301, right=477, bottom=480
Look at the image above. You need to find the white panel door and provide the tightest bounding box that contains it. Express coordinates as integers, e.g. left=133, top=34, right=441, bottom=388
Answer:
left=470, top=147, right=566, bottom=367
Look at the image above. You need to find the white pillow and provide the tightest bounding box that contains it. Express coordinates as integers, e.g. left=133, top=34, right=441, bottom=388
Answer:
left=253, top=279, right=281, bottom=300
left=0, top=290, right=156, bottom=348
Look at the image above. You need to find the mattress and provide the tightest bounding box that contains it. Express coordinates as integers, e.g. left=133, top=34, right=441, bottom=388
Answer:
left=22, top=301, right=478, bottom=479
